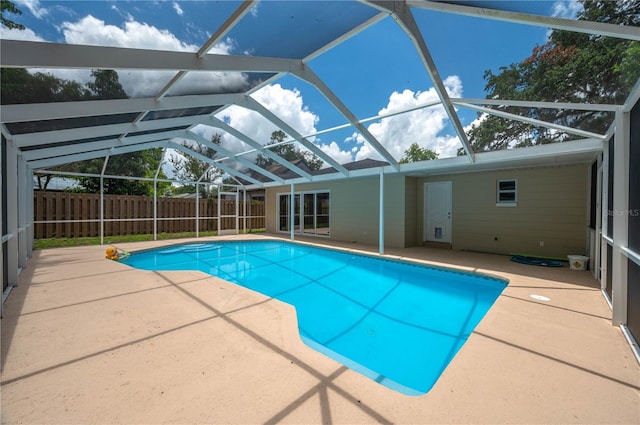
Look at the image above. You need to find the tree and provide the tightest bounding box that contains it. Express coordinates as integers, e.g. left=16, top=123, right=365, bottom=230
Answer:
left=399, top=143, right=438, bottom=163
left=255, top=130, right=324, bottom=171
left=34, top=162, right=80, bottom=191
left=74, top=149, right=168, bottom=196
left=87, top=69, right=128, bottom=100
left=615, top=42, right=640, bottom=91
left=467, top=0, right=640, bottom=152
left=0, top=67, right=170, bottom=193
left=220, top=176, right=241, bottom=192
left=2, top=69, right=91, bottom=189
left=0, top=68, right=90, bottom=104
left=169, top=133, right=224, bottom=197
left=52, top=69, right=168, bottom=195
left=1, top=0, right=24, bottom=29
left=0, top=69, right=132, bottom=106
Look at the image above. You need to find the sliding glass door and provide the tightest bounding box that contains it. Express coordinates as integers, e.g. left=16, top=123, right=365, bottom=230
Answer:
left=316, top=192, right=330, bottom=236
left=303, top=193, right=315, bottom=235
left=278, top=191, right=330, bottom=237
left=278, top=194, right=300, bottom=232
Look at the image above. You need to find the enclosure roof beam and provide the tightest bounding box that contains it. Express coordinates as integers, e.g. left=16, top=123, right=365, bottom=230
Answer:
left=11, top=113, right=217, bottom=148
left=185, top=130, right=286, bottom=184
left=29, top=140, right=172, bottom=169
left=197, top=166, right=214, bottom=184
left=199, top=1, right=258, bottom=58
left=450, top=98, right=622, bottom=112
left=155, top=0, right=258, bottom=100
left=206, top=117, right=315, bottom=181
left=293, top=66, right=400, bottom=170
left=239, top=96, right=350, bottom=176
left=0, top=93, right=244, bottom=123
left=0, top=39, right=302, bottom=73
left=0, top=123, right=12, bottom=141
left=408, top=0, right=640, bottom=41
left=21, top=129, right=188, bottom=161
left=154, top=149, right=166, bottom=179
left=457, top=102, right=608, bottom=140
left=303, top=11, right=387, bottom=62
left=169, top=140, right=264, bottom=186
left=100, top=155, right=110, bottom=177
left=369, top=1, right=475, bottom=161
left=35, top=167, right=185, bottom=184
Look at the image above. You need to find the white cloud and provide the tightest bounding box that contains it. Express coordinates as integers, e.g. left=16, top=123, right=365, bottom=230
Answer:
left=58, top=14, right=198, bottom=96
left=15, top=0, right=48, bottom=19
left=319, top=141, right=354, bottom=165
left=214, top=104, right=281, bottom=158
left=168, top=72, right=250, bottom=97
left=339, top=75, right=464, bottom=162
left=212, top=84, right=321, bottom=159
left=172, top=2, right=184, bottom=16
left=465, top=112, right=488, bottom=132
left=249, top=2, right=260, bottom=18
left=210, top=84, right=357, bottom=169
left=384, top=77, right=461, bottom=158
left=252, top=84, right=319, bottom=136
left=0, top=26, right=46, bottom=41
left=60, top=15, right=197, bottom=51
left=211, top=76, right=469, bottom=168
left=551, top=0, right=583, bottom=19
left=42, top=15, right=246, bottom=97
left=109, top=4, right=133, bottom=22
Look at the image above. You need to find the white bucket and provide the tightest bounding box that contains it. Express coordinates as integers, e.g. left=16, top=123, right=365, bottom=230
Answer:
left=568, top=255, right=589, bottom=270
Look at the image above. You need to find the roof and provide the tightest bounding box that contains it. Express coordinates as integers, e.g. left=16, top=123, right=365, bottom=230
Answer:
left=2, top=1, right=639, bottom=189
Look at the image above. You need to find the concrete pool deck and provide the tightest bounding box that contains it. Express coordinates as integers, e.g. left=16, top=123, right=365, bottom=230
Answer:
left=1, top=235, right=639, bottom=424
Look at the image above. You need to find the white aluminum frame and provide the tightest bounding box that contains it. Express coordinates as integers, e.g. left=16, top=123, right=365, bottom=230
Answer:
left=218, top=190, right=240, bottom=235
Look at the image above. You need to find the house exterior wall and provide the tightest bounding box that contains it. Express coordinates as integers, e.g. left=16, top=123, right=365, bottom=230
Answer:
left=265, top=164, right=589, bottom=257
left=404, top=176, right=418, bottom=247
left=416, top=164, right=589, bottom=258
left=265, top=174, right=410, bottom=248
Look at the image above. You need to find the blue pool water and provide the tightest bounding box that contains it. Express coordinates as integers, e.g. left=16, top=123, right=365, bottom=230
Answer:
left=122, top=240, right=507, bottom=395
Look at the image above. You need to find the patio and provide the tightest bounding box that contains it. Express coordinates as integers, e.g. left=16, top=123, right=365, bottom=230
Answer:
left=1, top=235, right=638, bottom=424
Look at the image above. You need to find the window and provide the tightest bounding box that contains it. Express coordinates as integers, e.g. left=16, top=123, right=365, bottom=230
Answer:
left=497, top=179, right=517, bottom=206
left=278, top=190, right=330, bottom=237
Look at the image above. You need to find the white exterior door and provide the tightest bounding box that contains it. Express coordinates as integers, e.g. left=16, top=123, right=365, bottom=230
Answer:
left=424, top=181, right=452, bottom=243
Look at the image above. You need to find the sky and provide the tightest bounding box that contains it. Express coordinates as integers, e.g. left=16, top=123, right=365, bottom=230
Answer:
left=2, top=0, right=583, bottom=170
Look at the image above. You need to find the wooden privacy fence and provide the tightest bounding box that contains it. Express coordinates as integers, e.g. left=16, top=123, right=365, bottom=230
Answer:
left=33, top=191, right=265, bottom=239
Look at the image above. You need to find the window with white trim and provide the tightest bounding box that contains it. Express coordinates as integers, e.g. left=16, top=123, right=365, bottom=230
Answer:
left=497, top=179, right=517, bottom=206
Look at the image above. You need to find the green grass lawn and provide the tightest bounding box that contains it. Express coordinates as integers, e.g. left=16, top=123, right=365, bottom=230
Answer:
left=34, top=229, right=265, bottom=250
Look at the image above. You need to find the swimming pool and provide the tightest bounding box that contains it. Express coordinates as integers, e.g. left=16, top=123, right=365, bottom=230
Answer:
left=122, top=240, right=507, bottom=395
